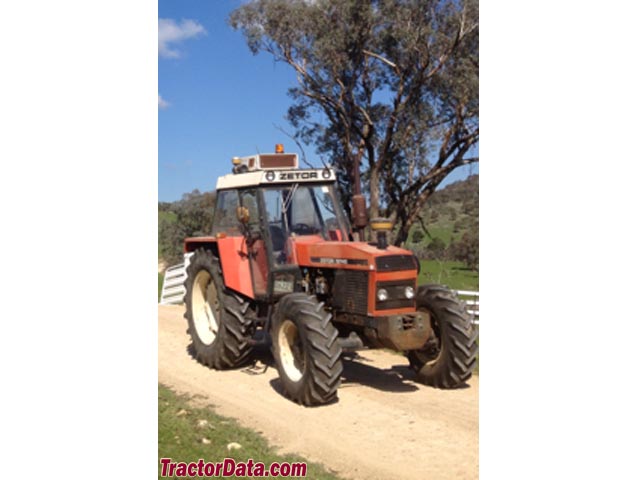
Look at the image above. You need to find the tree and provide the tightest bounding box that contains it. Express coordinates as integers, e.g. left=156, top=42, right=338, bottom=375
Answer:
left=175, top=190, right=217, bottom=238
left=411, top=228, right=425, bottom=244
left=426, top=236, right=446, bottom=256
left=450, top=231, right=478, bottom=270
left=158, top=190, right=217, bottom=265
left=230, top=0, right=478, bottom=245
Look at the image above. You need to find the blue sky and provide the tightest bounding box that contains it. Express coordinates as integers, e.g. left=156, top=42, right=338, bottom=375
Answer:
left=158, top=0, right=478, bottom=202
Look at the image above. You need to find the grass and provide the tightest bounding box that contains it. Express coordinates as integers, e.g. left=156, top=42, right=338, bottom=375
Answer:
left=422, top=225, right=457, bottom=245
left=158, top=384, right=342, bottom=480
left=158, top=273, right=164, bottom=302
left=159, top=210, right=178, bottom=223
left=418, top=260, right=478, bottom=291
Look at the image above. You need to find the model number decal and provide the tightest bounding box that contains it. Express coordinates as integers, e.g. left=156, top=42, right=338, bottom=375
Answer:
left=310, top=257, right=368, bottom=266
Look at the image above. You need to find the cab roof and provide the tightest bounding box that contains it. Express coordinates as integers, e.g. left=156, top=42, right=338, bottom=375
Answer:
left=216, top=168, right=336, bottom=190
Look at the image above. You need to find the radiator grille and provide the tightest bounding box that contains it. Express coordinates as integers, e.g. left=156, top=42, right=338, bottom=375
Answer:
left=333, top=270, right=369, bottom=315
left=375, top=255, right=417, bottom=272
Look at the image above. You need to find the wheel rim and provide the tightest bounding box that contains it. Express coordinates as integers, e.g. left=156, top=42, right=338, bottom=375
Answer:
left=278, top=319, right=305, bottom=382
left=191, top=269, right=219, bottom=346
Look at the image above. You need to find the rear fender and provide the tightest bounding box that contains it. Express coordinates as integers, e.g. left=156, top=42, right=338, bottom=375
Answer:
left=184, top=237, right=219, bottom=256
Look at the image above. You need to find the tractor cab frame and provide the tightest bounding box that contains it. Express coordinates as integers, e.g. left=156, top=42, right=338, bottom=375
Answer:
left=212, top=171, right=350, bottom=302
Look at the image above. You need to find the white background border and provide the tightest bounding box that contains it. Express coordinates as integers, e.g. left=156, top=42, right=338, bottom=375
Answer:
left=1, top=1, right=639, bottom=478
left=1, top=1, right=157, bottom=478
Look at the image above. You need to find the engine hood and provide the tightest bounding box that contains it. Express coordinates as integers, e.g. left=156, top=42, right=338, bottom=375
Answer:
left=293, top=238, right=418, bottom=271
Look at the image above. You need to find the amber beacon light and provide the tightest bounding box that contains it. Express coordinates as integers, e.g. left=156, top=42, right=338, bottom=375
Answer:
left=275, top=143, right=285, bottom=153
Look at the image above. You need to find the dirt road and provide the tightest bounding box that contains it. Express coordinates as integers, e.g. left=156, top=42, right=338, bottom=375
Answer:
left=158, top=305, right=478, bottom=480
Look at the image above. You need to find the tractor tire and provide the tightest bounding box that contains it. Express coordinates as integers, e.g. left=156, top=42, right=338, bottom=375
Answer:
left=271, top=293, right=343, bottom=406
left=407, top=285, right=478, bottom=388
left=183, top=248, right=254, bottom=369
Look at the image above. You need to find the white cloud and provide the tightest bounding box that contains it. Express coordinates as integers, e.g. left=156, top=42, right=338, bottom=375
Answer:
left=158, top=95, right=170, bottom=109
left=159, top=18, right=206, bottom=58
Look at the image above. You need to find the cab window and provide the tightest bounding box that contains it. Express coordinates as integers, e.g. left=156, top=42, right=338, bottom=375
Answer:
left=212, top=190, right=241, bottom=236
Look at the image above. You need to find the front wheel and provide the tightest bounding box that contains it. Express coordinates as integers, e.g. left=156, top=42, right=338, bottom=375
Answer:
left=407, top=285, right=478, bottom=388
left=271, top=294, right=343, bottom=406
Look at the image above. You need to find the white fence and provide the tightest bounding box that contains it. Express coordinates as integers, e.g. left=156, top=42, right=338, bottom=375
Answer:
left=455, top=290, right=480, bottom=326
left=159, top=261, right=479, bottom=326
left=159, top=254, right=193, bottom=305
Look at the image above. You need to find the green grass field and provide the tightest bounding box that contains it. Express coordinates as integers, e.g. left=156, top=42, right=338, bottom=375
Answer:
left=158, top=273, right=164, bottom=302
left=418, top=260, right=478, bottom=291
left=158, top=384, right=341, bottom=479
left=419, top=225, right=456, bottom=245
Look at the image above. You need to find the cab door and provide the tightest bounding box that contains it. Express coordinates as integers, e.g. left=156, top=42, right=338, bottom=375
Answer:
left=238, top=189, right=270, bottom=298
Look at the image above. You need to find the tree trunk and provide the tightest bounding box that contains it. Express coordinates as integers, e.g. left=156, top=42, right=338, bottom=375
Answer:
left=369, top=167, right=380, bottom=220
left=394, top=218, right=411, bottom=247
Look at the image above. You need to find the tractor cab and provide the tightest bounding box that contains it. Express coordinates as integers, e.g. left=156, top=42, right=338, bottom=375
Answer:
left=188, top=146, right=351, bottom=301
left=218, top=168, right=350, bottom=256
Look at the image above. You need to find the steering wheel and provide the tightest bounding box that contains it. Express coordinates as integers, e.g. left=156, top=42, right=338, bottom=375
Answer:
left=292, top=223, right=317, bottom=235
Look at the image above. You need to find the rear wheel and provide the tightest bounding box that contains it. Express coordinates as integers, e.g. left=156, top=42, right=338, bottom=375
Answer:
left=408, top=285, right=478, bottom=388
left=271, top=294, right=343, bottom=406
left=184, top=248, right=254, bottom=369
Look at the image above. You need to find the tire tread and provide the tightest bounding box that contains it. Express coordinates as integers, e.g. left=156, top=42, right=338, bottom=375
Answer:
left=272, top=294, right=343, bottom=406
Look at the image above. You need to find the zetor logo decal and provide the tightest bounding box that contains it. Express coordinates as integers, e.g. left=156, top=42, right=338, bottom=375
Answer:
left=264, top=169, right=334, bottom=183
left=279, top=171, right=318, bottom=180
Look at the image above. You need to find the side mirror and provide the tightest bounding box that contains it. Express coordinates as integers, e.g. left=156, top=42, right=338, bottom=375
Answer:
left=236, top=206, right=250, bottom=224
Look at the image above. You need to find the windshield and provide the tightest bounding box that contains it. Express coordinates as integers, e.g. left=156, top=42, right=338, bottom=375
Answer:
left=262, top=184, right=349, bottom=243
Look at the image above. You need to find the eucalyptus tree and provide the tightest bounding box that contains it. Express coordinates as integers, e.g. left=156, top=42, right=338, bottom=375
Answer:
left=230, top=0, right=478, bottom=245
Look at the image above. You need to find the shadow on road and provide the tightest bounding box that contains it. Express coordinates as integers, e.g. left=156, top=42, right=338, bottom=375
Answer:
left=187, top=342, right=422, bottom=397
left=340, top=356, right=419, bottom=393
left=266, top=378, right=339, bottom=407
left=187, top=343, right=471, bottom=396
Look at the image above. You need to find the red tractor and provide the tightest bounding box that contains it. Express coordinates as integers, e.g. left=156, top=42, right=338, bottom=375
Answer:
left=183, top=147, right=477, bottom=406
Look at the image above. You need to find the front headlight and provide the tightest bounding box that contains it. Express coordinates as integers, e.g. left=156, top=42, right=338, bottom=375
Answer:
left=377, top=288, right=389, bottom=302
left=404, top=286, right=415, bottom=299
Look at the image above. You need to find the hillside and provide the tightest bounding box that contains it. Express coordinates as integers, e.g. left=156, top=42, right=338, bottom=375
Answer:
left=407, top=174, right=478, bottom=248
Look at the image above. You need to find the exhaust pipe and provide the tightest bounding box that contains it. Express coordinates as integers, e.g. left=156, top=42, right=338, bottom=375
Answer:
left=352, top=194, right=368, bottom=241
